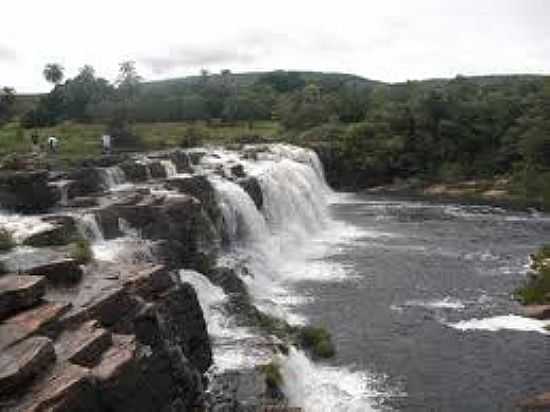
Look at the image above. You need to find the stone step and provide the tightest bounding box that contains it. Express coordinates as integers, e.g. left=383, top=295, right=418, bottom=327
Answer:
left=0, top=301, right=71, bottom=350
left=55, top=320, right=112, bottom=368
left=59, top=284, right=134, bottom=329
left=0, top=337, right=56, bottom=397
left=13, top=362, right=98, bottom=412
left=92, top=334, right=137, bottom=384
left=0, top=275, right=46, bottom=321
left=24, top=258, right=83, bottom=285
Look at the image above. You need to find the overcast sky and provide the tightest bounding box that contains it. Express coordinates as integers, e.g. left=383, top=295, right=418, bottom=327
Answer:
left=2, top=0, right=550, bottom=93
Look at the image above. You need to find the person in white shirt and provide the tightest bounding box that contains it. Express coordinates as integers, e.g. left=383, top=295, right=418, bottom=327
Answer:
left=47, top=136, right=58, bottom=153
left=101, top=134, right=111, bottom=154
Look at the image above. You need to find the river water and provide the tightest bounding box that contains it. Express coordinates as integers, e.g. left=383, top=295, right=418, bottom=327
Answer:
left=284, top=193, right=550, bottom=411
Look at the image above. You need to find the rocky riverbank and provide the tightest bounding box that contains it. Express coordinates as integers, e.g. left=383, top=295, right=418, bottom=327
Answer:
left=0, top=145, right=319, bottom=411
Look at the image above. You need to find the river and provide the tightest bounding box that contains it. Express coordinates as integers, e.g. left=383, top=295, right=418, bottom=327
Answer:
left=282, top=192, right=550, bottom=411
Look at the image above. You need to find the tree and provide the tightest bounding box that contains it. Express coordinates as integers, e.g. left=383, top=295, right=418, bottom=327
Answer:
left=43, top=63, right=64, bottom=86
left=0, top=87, right=16, bottom=125
left=116, top=61, right=142, bottom=101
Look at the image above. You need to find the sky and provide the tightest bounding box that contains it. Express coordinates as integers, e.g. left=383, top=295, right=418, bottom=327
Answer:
left=1, top=0, right=550, bottom=93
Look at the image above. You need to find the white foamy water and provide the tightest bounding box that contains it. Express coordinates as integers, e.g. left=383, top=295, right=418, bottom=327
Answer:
left=447, top=315, right=550, bottom=334
left=0, top=212, right=54, bottom=243
left=281, top=348, right=391, bottom=412
left=206, top=145, right=393, bottom=410
left=161, top=160, right=178, bottom=177
left=403, top=297, right=466, bottom=310
left=98, top=166, right=127, bottom=190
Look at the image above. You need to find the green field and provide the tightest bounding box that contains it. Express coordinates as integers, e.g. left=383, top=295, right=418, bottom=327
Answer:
left=0, top=120, right=282, bottom=167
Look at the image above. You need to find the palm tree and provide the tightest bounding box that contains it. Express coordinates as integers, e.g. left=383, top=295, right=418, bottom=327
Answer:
left=43, top=63, right=64, bottom=85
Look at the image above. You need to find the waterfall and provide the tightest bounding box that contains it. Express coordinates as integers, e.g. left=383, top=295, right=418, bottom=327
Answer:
left=99, top=166, right=127, bottom=189
left=161, top=160, right=178, bottom=178
left=76, top=212, right=104, bottom=242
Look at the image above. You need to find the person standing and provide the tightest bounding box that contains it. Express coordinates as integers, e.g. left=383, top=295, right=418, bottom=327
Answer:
left=101, top=134, right=111, bottom=154
left=30, top=131, right=39, bottom=153
left=47, top=136, right=58, bottom=153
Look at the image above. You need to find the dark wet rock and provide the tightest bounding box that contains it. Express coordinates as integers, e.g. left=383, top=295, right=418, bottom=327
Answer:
left=148, top=161, right=167, bottom=179
left=0, top=336, right=56, bottom=397
left=0, top=301, right=71, bottom=350
left=123, top=264, right=175, bottom=300
left=169, top=149, right=193, bottom=173
left=65, top=196, right=100, bottom=208
left=231, top=164, right=246, bottom=178
left=55, top=320, right=112, bottom=367
left=119, top=160, right=149, bottom=182
left=238, top=176, right=263, bottom=210
left=0, top=170, right=59, bottom=213
left=67, top=167, right=106, bottom=197
left=0, top=275, right=46, bottom=321
left=188, top=150, right=206, bottom=166
left=79, top=154, right=129, bottom=168
left=518, top=392, right=550, bottom=409
left=165, top=175, right=224, bottom=233
left=95, top=194, right=220, bottom=269
left=25, top=258, right=83, bottom=285
left=22, top=216, right=77, bottom=248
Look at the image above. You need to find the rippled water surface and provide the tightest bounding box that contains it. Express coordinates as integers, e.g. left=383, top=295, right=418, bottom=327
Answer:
left=291, top=194, right=550, bottom=411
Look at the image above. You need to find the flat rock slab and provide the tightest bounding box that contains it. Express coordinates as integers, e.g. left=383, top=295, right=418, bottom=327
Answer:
left=15, top=362, right=97, bottom=412
left=60, top=285, right=133, bottom=329
left=0, top=275, right=46, bottom=320
left=55, top=320, right=112, bottom=367
left=123, top=264, right=173, bottom=300
left=93, top=334, right=137, bottom=384
left=0, top=336, right=56, bottom=397
left=0, top=302, right=71, bottom=350
left=520, top=305, right=550, bottom=320
left=24, top=258, right=83, bottom=285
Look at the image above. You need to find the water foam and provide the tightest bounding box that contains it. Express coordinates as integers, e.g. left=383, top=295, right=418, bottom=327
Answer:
left=447, top=315, right=550, bottom=334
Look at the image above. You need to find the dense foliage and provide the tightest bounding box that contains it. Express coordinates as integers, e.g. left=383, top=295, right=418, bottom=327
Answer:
left=6, top=66, right=550, bottom=205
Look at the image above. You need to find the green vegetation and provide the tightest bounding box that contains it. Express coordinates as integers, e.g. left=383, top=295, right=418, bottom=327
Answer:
left=2, top=65, right=550, bottom=207
left=298, top=326, right=336, bottom=359
left=0, top=229, right=15, bottom=252
left=70, top=238, right=93, bottom=264
left=260, top=360, right=283, bottom=390
left=515, top=245, right=550, bottom=305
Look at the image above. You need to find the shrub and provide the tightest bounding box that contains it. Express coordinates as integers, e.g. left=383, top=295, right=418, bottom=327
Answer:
left=298, top=326, right=336, bottom=358
left=516, top=245, right=550, bottom=304
left=70, top=238, right=93, bottom=264
left=261, top=360, right=283, bottom=389
left=0, top=229, right=15, bottom=251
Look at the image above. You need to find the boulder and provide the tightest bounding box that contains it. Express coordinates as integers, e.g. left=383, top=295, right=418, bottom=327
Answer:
left=24, top=258, right=83, bottom=285
left=119, top=161, right=149, bottom=182
left=231, top=164, right=246, bottom=178
left=0, top=336, right=56, bottom=396
left=169, top=149, right=193, bottom=173
left=238, top=176, right=263, bottom=210
left=65, top=196, right=100, bottom=209
left=67, top=167, right=106, bottom=197
left=147, top=161, right=167, bottom=179
left=0, top=170, right=59, bottom=212
left=0, top=275, right=46, bottom=320
left=520, top=305, right=550, bottom=320
left=187, top=150, right=206, bottom=166
left=22, top=215, right=77, bottom=248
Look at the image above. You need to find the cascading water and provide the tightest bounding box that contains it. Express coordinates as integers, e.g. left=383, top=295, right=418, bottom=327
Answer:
left=161, top=160, right=178, bottom=178
left=76, top=212, right=104, bottom=242
left=99, top=166, right=127, bottom=190
left=205, top=145, right=384, bottom=411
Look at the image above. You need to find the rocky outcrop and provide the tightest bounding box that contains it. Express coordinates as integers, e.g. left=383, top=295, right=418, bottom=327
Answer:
left=119, top=160, right=149, bottom=182
left=22, top=215, right=78, bottom=247
left=0, top=170, right=59, bottom=212
left=0, top=275, right=46, bottom=321
left=67, top=167, right=106, bottom=197
left=238, top=176, right=264, bottom=210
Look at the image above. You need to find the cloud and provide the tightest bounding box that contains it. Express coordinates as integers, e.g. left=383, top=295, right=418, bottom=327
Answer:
left=0, top=45, right=16, bottom=61
left=141, top=46, right=260, bottom=74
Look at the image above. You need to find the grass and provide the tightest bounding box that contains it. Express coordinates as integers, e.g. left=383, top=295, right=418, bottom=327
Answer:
left=0, top=229, right=16, bottom=252
left=0, top=120, right=282, bottom=169
left=298, top=326, right=336, bottom=359
left=70, top=238, right=93, bottom=264
left=515, top=245, right=550, bottom=305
